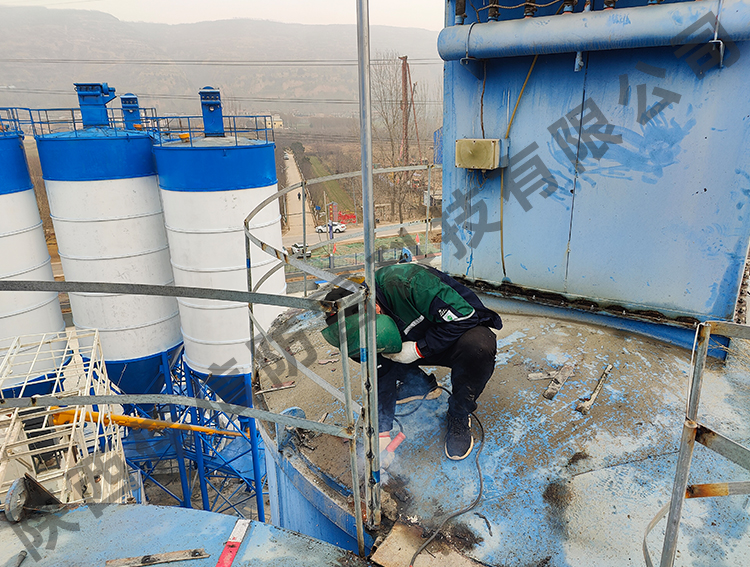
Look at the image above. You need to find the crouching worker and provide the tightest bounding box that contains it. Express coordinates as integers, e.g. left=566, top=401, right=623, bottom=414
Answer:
left=322, top=263, right=501, bottom=462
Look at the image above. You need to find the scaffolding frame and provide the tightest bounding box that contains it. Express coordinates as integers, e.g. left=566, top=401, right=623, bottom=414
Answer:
left=0, top=331, right=132, bottom=507
left=644, top=320, right=750, bottom=567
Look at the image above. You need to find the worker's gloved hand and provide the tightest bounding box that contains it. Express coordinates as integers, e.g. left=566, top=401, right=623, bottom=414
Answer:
left=382, top=341, right=421, bottom=364
left=379, top=431, right=406, bottom=470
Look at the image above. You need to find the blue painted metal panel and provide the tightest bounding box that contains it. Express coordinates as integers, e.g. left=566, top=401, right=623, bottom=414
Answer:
left=0, top=135, right=33, bottom=194
left=433, top=126, right=443, bottom=164
left=441, top=3, right=750, bottom=323
left=154, top=142, right=277, bottom=192
left=92, top=342, right=181, bottom=397
left=186, top=364, right=250, bottom=406
left=0, top=504, right=368, bottom=566
left=35, top=129, right=156, bottom=181
left=565, top=47, right=750, bottom=321
left=443, top=54, right=582, bottom=290
left=261, top=429, right=374, bottom=555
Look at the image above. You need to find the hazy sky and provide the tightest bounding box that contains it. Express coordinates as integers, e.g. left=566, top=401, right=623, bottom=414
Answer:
left=1, top=0, right=446, bottom=30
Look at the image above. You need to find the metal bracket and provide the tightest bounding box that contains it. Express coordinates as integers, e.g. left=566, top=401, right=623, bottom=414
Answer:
left=106, top=549, right=209, bottom=567
left=709, top=39, right=725, bottom=68
left=276, top=406, right=306, bottom=452
left=459, top=57, right=484, bottom=80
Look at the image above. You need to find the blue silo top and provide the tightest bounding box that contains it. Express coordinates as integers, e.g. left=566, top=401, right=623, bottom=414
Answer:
left=35, top=128, right=156, bottom=181
left=154, top=137, right=276, bottom=192
left=0, top=113, right=33, bottom=194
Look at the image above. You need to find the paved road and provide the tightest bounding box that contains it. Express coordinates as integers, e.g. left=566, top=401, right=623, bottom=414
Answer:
left=281, top=157, right=327, bottom=248
left=280, top=155, right=433, bottom=248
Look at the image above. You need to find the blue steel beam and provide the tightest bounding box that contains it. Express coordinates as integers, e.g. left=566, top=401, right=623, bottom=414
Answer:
left=438, top=0, right=750, bottom=60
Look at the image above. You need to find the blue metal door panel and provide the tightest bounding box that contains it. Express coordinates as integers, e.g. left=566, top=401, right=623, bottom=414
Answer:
left=443, top=55, right=583, bottom=289
left=441, top=6, right=750, bottom=323
left=565, top=47, right=750, bottom=320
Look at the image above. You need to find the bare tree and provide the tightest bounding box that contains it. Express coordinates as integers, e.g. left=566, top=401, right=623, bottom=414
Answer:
left=371, top=51, right=427, bottom=225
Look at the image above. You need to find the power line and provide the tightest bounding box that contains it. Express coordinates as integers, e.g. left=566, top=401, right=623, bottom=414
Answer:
left=0, top=87, right=443, bottom=106
left=0, top=57, right=442, bottom=67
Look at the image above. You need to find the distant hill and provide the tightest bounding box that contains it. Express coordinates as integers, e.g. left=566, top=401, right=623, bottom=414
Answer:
left=0, top=6, right=441, bottom=116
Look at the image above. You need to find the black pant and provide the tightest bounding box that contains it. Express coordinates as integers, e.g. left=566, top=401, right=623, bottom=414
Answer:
left=378, top=326, right=497, bottom=432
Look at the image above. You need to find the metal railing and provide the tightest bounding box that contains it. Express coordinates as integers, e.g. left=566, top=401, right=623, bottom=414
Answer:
left=245, top=194, right=381, bottom=553
left=22, top=107, right=159, bottom=137
left=249, top=162, right=442, bottom=297
left=151, top=114, right=274, bottom=147
left=644, top=320, right=750, bottom=567
left=0, top=107, right=24, bottom=137
left=0, top=278, right=374, bottom=555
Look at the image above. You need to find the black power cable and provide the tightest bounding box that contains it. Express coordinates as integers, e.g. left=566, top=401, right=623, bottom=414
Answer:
left=392, top=385, right=486, bottom=567
left=408, top=410, right=484, bottom=567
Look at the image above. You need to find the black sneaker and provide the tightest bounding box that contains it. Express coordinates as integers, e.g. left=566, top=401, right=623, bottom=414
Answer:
left=396, top=374, right=441, bottom=404
left=445, top=414, right=473, bottom=460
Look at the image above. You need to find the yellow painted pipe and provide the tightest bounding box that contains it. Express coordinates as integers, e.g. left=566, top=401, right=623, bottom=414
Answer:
left=51, top=408, right=241, bottom=437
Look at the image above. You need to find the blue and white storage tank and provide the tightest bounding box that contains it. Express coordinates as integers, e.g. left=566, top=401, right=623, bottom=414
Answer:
left=153, top=87, right=286, bottom=404
left=33, top=84, right=182, bottom=395
left=0, top=108, right=66, bottom=393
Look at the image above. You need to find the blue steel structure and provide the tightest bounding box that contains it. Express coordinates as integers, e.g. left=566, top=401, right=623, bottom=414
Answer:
left=122, top=353, right=268, bottom=518
left=439, top=0, right=750, bottom=350
left=120, top=93, right=141, bottom=131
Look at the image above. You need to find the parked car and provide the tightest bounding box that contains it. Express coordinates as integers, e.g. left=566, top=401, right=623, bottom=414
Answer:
left=290, top=243, right=312, bottom=258
left=315, top=222, right=346, bottom=234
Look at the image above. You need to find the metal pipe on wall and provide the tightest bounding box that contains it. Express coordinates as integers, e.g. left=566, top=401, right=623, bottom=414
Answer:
left=438, top=0, right=750, bottom=60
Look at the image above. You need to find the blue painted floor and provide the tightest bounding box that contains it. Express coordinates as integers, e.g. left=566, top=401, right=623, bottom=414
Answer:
left=258, top=308, right=750, bottom=566
left=0, top=503, right=370, bottom=566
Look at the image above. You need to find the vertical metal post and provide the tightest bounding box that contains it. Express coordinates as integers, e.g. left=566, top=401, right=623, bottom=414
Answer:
left=243, top=220, right=264, bottom=520
left=183, top=363, right=210, bottom=511
left=358, top=296, right=378, bottom=530
left=302, top=180, right=308, bottom=297
left=659, top=323, right=711, bottom=567
left=356, top=0, right=381, bottom=529
left=686, top=323, right=711, bottom=422
left=338, top=307, right=365, bottom=556
left=162, top=352, right=191, bottom=508
left=243, top=372, right=266, bottom=522
left=425, top=165, right=431, bottom=251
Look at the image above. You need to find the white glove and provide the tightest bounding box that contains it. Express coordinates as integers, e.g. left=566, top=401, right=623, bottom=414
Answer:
left=379, top=432, right=406, bottom=470
left=383, top=341, right=421, bottom=364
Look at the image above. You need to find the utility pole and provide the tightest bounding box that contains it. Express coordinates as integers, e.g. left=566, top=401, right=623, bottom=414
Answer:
left=399, top=55, right=410, bottom=167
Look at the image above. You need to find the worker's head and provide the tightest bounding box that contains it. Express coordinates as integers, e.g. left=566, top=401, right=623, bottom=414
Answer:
left=321, top=285, right=401, bottom=358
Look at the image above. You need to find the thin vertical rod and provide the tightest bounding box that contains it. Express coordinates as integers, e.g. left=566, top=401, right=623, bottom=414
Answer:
left=163, top=351, right=191, bottom=508
left=659, top=323, right=711, bottom=567
left=338, top=307, right=365, bottom=556
left=184, top=363, right=210, bottom=510
left=243, top=220, right=264, bottom=520
left=659, top=420, right=698, bottom=567
left=686, top=323, right=711, bottom=422
left=244, top=221, right=257, bottom=380
left=302, top=180, right=308, bottom=297
left=356, top=0, right=381, bottom=529
left=243, top=372, right=266, bottom=522
left=425, top=165, right=431, bottom=250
